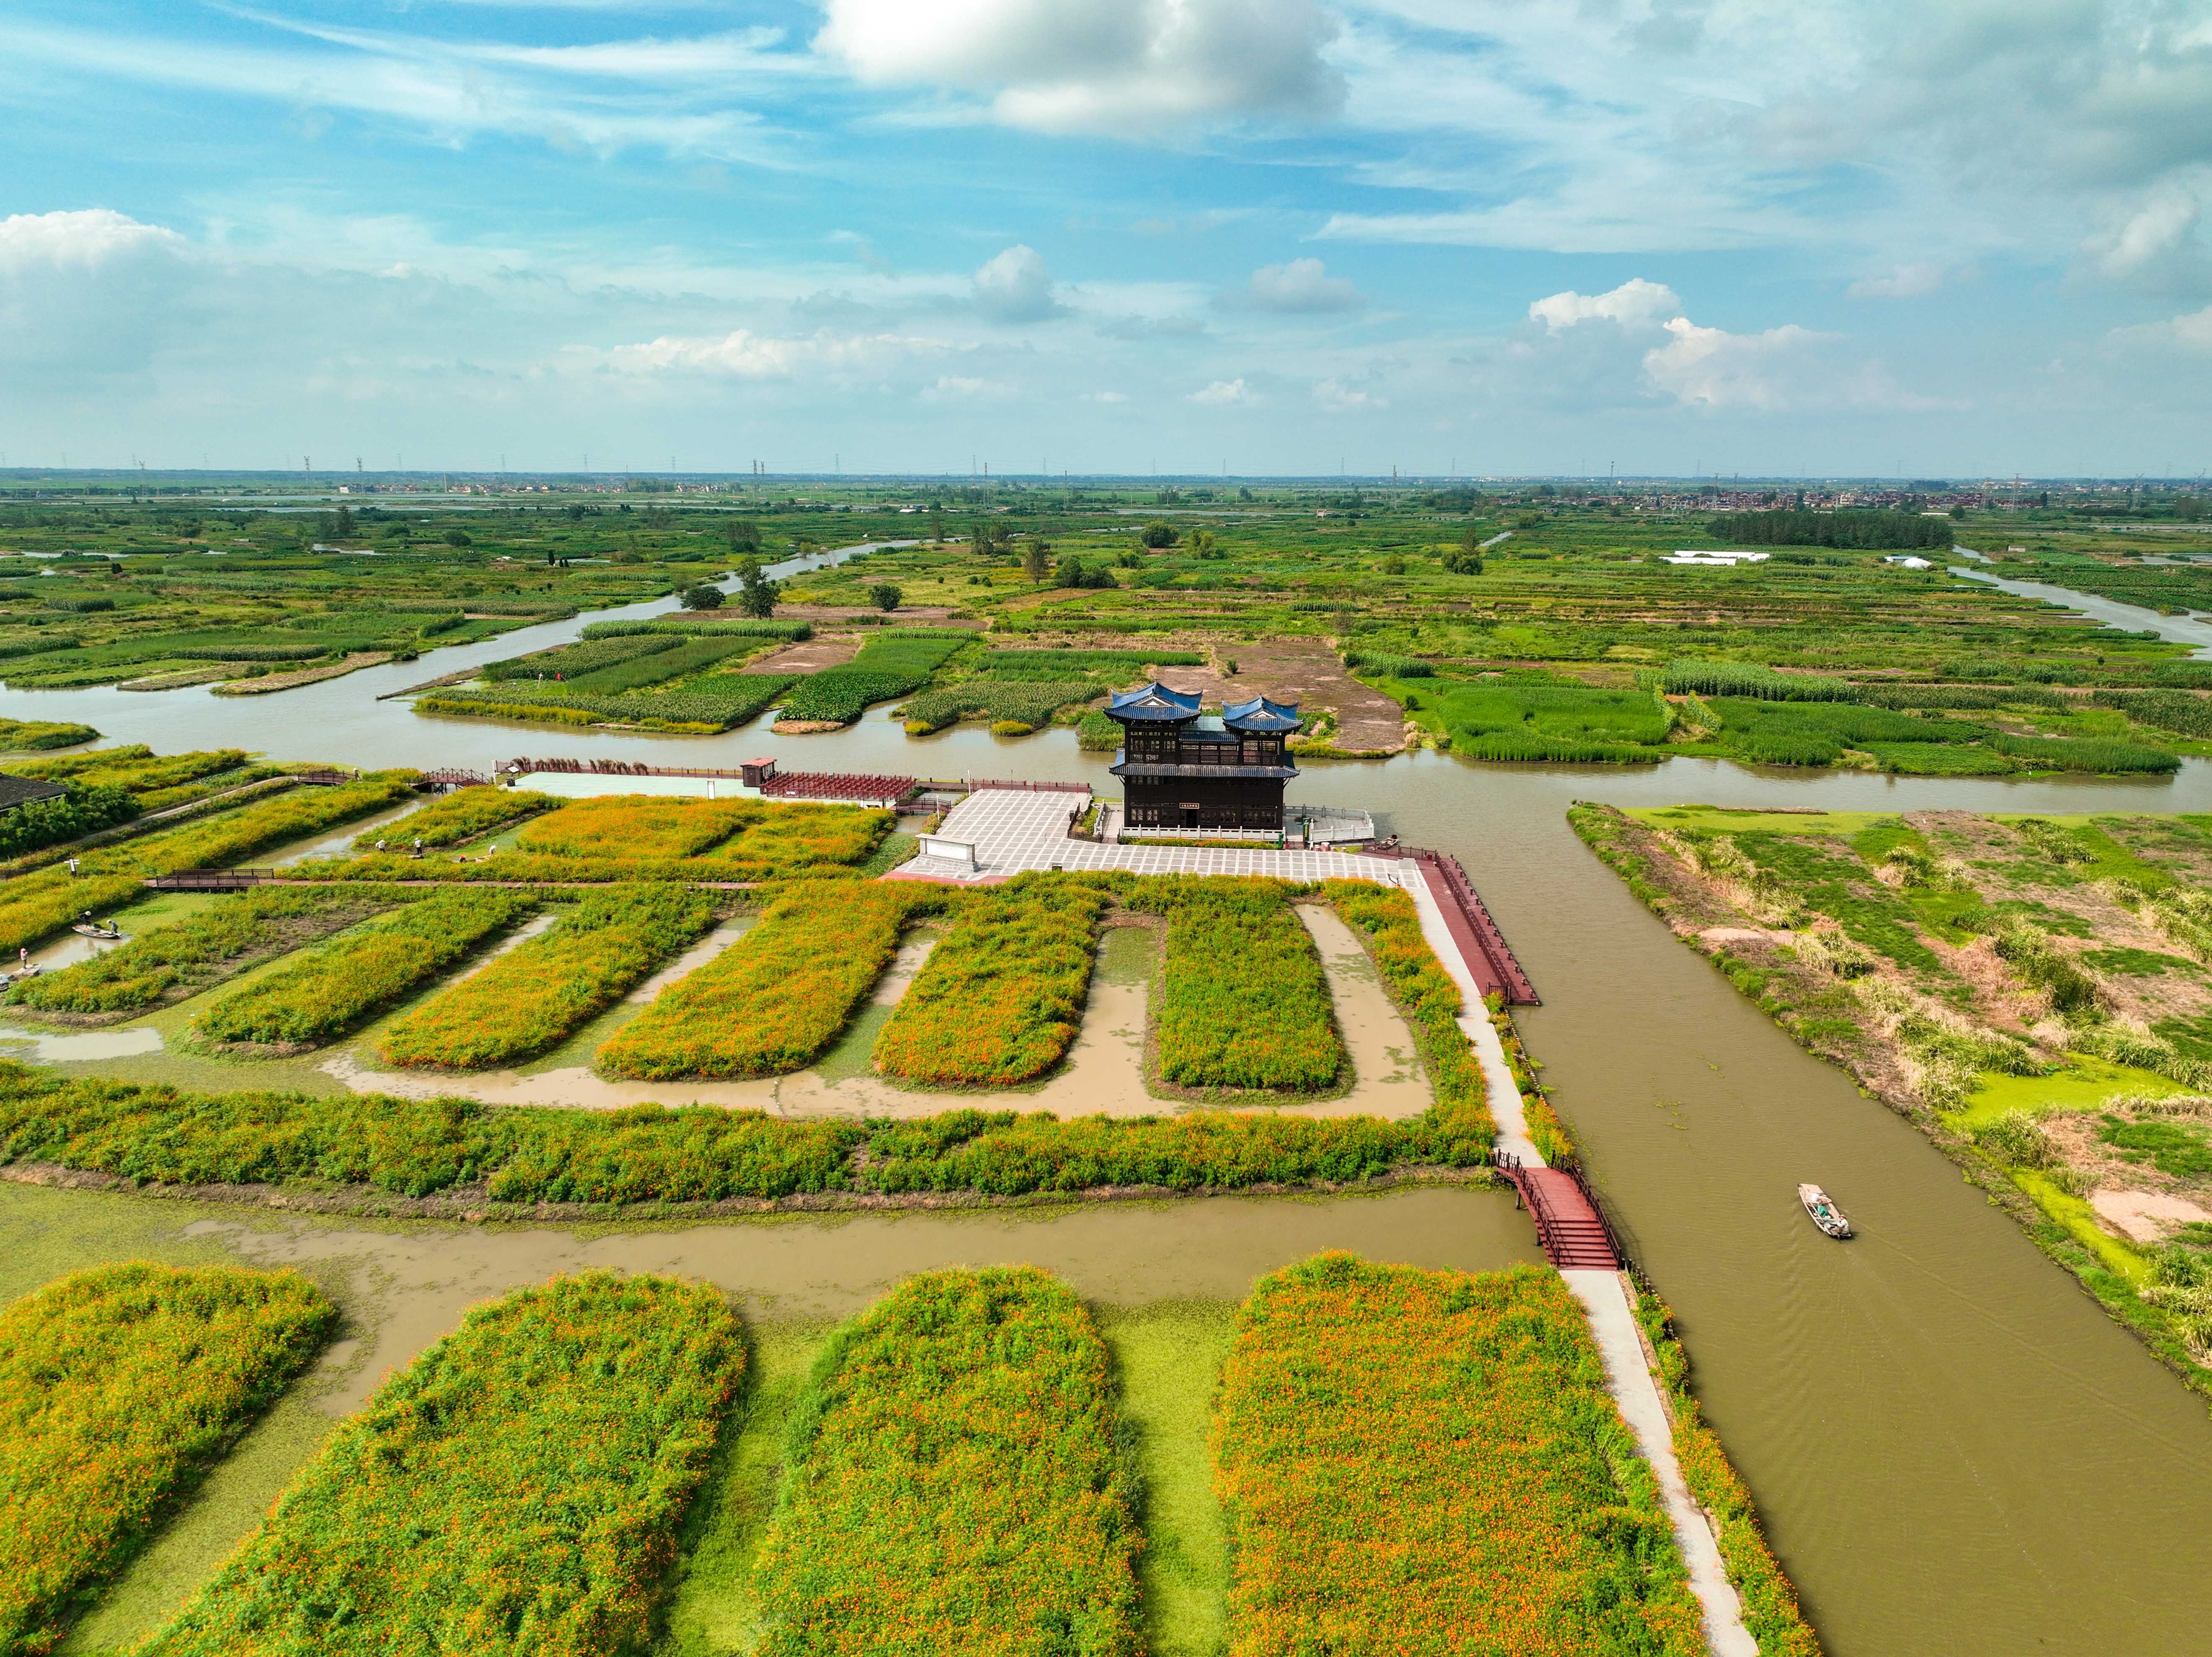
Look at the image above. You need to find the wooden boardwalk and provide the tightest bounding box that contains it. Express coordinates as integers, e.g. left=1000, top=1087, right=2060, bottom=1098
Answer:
left=1404, top=849, right=1539, bottom=1005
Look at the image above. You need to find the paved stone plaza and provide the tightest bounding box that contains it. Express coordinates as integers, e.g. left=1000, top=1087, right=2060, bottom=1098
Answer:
left=894, top=788, right=1409, bottom=885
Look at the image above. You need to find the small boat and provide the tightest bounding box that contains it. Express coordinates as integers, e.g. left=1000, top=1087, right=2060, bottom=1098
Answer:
left=1799, top=1182, right=1852, bottom=1239
left=70, top=923, right=123, bottom=940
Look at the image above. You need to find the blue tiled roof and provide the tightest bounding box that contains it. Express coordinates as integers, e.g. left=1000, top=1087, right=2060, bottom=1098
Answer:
left=1222, top=696, right=1301, bottom=733
left=1106, top=681, right=1202, bottom=722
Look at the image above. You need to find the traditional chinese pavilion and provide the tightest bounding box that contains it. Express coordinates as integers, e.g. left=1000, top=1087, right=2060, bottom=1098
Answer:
left=1105, top=681, right=1301, bottom=832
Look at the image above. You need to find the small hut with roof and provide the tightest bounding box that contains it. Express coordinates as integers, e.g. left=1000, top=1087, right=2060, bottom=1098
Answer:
left=1103, top=681, right=1301, bottom=832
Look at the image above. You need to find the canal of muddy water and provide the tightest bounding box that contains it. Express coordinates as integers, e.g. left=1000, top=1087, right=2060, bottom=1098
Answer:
left=10, top=570, right=2212, bottom=1654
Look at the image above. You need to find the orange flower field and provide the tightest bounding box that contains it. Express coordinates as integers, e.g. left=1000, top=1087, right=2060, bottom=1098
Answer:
left=1213, top=1253, right=1706, bottom=1657
left=597, top=880, right=937, bottom=1079
left=872, top=875, right=1107, bottom=1084
left=375, top=884, right=720, bottom=1069
left=0, top=1262, right=336, bottom=1656
left=137, top=1272, right=744, bottom=1657
left=352, top=787, right=560, bottom=851
left=514, top=794, right=760, bottom=860
left=197, top=887, right=537, bottom=1046
left=753, top=1267, right=1142, bottom=1656
left=1153, top=880, right=1345, bottom=1092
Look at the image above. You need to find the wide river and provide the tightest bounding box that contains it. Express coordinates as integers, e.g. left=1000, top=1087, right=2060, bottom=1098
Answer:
left=8, top=552, right=2212, bottom=1655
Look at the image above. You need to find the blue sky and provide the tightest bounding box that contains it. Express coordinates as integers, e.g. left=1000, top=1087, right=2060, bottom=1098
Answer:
left=2, top=0, right=2208, bottom=477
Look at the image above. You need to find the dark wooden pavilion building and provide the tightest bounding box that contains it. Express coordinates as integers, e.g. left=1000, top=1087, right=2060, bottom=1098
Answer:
left=1105, top=681, right=1301, bottom=832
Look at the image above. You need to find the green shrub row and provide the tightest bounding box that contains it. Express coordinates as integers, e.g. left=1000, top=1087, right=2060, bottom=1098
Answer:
left=2094, top=689, right=2212, bottom=740
left=972, top=647, right=1201, bottom=675
left=579, top=617, right=812, bottom=641
left=1345, top=650, right=1436, bottom=676
left=560, top=634, right=760, bottom=694
left=482, top=633, right=676, bottom=681
left=0, top=1062, right=1494, bottom=1207
left=419, top=674, right=797, bottom=732
left=778, top=669, right=925, bottom=724
left=1992, top=733, right=2179, bottom=773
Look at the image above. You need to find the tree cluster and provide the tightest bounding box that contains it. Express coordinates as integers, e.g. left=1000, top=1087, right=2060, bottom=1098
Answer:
left=1705, top=508, right=1953, bottom=550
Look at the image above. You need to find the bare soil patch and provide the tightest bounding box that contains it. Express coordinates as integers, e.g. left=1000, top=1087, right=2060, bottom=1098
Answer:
left=741, top=636, right=861, bottom=675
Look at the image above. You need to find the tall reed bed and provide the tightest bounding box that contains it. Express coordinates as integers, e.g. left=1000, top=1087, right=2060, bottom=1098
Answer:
left=198, top=888, right=535, bottom=1047
left=137, top=1273, right=743, bottom=1657
left=9, top=886, right=403, bottom=1017
left=872, top=875, right=1106, bottom=1084
left=754, top=1267, right=1141, bottom=1657
left=597, top=881, right=932, bottom=1079
left=0, top=1262, right=335, bottom=1656
left=376, top=885, right=718, bottom=1069
left=515, top=794, right=758, bottom=859
left=1128, top=878, right=1344, bottom=1092
left=0, top=769, right=418, bottom=952
left=1213, top=1253, right=1704, bottom=1657
left=353, top=786, right=559, bottom=849
left=0, top=1064, right=1494, bottom=1208
left=1322, top=880, right=1496, bottom=1141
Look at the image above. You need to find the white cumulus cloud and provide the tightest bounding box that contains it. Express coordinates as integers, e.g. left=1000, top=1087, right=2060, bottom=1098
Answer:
left=1230, top=257, right=1362, bottom=313
left=1527, top=278, right=1681, bottom=333
left=1313, top=377, right=1385, bottom=411
left=0, top=207, right=186, bottom=271
left=972, top=243, right=1062, bottom=323
left=1641, top=317, right=1838, bottom=410
left=1188, top=377, right=1257, bottom=405
left=2109, top=303, right=2212, bottom=354
left=814, top=0, right=1343, bottom=134
left=595, top=328, right=941, bottom=377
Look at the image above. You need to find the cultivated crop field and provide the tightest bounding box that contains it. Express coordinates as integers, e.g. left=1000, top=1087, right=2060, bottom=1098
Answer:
left=1133, top=878, right=1346, bottom=1094
left=515, top=795, right=757, bottom=859
left=197, top=887, right=535, bottom=1048
left=135, top=1272, right=743, bottom=1657
left=752, top=1266, right=1142, bottom=1655
left=598, top=881, right=930, bottom=1079
left=872, top=876, right=1107, bottom=1084
left=1574, top=800, right=2212, bottom=1393
left=8, top=884, right=403, bottom=1019
left=0, top=770, right=418, bottom=954
left=1213, top=1253, right=1706, bottom=1656
left=0, top=1262, right=335, bottom=1656
left=377, top=884, right=720, bottom=1069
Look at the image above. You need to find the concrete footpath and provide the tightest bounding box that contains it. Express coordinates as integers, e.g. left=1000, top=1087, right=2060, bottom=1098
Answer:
left=1404, top=865, right=1761, bottom=1656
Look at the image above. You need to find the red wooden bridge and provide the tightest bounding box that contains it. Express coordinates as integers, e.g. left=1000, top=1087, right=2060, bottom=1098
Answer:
left=1500, top=1154, right=1623, bottom=1270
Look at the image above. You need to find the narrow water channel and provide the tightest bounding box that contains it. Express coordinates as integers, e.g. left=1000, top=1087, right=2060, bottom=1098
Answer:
left=8, top=569, right=2212, bottom=1653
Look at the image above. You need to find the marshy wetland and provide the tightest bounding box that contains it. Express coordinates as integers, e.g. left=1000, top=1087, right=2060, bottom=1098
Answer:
left=9, top=482, right=2212, bottom=1653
